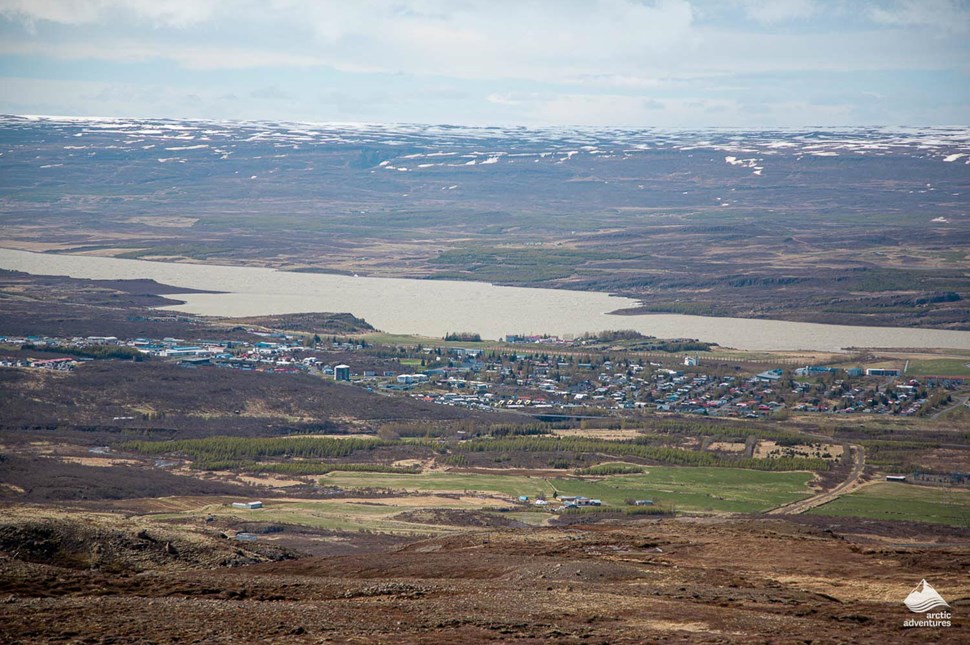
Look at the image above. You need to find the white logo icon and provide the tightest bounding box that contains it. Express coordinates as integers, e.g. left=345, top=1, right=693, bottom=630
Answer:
left=904, top=579, right=950, bottom=614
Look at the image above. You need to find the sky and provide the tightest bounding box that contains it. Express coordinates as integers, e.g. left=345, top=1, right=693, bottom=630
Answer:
left=0, top=0, right=967, bottom=127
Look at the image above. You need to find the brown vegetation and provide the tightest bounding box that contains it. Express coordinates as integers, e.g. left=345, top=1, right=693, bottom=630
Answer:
left=0, top=513, right=966, bottom=642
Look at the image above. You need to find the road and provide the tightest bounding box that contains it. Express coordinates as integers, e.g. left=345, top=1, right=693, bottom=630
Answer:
left=765, top=444, right=866, bottom=516
left=930, top=393, right=969, bottom=420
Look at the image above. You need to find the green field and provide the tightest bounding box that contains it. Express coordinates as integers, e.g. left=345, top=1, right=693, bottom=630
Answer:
left=808, top=482, right=970, bottom=527
left=363, top=332, right=494, bottom=347
left=321, top=467, right=815, bottom=514
left=905, top=359, right=970, bottom=377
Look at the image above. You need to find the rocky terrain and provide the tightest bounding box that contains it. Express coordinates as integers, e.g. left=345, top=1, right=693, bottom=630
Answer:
left=0, top=509, right=967, bottom=643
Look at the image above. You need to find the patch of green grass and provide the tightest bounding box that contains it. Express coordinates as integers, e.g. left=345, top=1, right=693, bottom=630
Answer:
left=552, top=469, right=812, bottom=513
left=322, top=471, right=555, bottom=499
left=808, top=482, right=970, bottom=527
left=363, top=332, right=495, bottom=347
left=905, top=359, right=970, bottom=377
left=321, top=466, right=814, bottom=514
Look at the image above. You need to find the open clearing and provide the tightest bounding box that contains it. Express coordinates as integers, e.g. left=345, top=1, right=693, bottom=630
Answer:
left=148, top=494, right=532, bottom=535
left=808, top=481, right=970, bottom=527
left=129, top=466, right=822, bottom=534
left=904, top=358, right=970, bottom=377
left=320, top=467, right=815, bottom=514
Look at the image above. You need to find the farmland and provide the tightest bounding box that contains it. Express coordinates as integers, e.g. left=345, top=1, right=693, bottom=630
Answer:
left=809, top=481, right=970, bottom=527
left=321, top=467, right=814, bottom=514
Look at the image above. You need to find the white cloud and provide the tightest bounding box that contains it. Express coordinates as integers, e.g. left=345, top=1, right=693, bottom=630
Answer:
left=0, top=39, right=324, bottom=70
left=0, top=1, right=700, bottom=79
left=1, top=1, right=965, bottom=79
left=0, top=1, right=967, bottom=126
left=0, top=0, right=224, bottom=27
left=735, top=0, right=818, bottom=24
left=868, top=0, right=970, bottom=33
left=284, top=0, right=697, bottom=82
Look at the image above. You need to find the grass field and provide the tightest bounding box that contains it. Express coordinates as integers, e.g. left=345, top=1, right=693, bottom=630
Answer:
left=905, top=358, right=970, bottom=377
left=363, top=332, right=494, bottom=347
left=808, top=482, right=970, bottom=527
left=146, top=467, right=815, bottom=536
left=321, top=467, right=815, bottom=514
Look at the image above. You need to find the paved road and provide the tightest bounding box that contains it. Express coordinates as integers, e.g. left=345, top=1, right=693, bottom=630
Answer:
left=765, top=444, right=866, bottom=516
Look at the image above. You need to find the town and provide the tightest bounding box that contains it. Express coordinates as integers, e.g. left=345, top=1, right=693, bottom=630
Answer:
left=2, top=329, right=963, bottom=421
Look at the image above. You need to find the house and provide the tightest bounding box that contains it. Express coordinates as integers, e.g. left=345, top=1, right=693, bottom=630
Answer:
left=231, top=501, right=263, bottom=510
left=756, top=369, right=784, bottom=382
left=795, top=365, right=837, bottom=376
left=866, top=368, right=900, bottom=377
left=397, top=373, right=429, bottom=385
left=163, top=346, right=207, bottom=357
left=29, top=357, right=77, bottom=370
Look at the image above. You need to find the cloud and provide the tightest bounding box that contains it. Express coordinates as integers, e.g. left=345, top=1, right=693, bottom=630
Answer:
left=1, top=1, right=965, bottom=80
left=1, top=1, right=698, bottom=81
left=0, top=39, right=325, bottom=70
left=0, top=1, right=967, bottom=126
left=289, top=0, right=698, bottom=82
left=868, top=0, right=970, bottom=33
left=0, top=0, right=223, bottom=27
left=735, top=0, right=818, bottom=24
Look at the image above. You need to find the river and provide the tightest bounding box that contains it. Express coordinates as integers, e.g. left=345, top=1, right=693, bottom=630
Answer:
left=1, top=248, right=968, bottom=352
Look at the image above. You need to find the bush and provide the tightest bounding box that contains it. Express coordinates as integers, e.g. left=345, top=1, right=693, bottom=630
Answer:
left=576, top=463, right=645, bottom=475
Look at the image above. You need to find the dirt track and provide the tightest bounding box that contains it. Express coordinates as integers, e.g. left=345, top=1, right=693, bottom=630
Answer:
left=766, top=444, right=867, bottom=516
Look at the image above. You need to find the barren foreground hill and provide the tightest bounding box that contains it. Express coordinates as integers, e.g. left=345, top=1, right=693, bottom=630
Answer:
left=0, top=512, right=967, bottom=643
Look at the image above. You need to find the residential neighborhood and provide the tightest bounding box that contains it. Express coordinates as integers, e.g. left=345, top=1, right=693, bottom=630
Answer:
left=2, top=330, right=963, bottom=420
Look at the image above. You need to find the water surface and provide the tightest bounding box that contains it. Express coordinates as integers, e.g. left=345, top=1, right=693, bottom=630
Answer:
left=2, top=248, right=968, bottom=352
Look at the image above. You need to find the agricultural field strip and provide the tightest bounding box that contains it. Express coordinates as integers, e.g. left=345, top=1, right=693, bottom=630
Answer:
left=807, top=481, right=970, bottom=527
left=144, top=467, right=816, bottom=535
left=317, top=468, right=815, bottom=514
